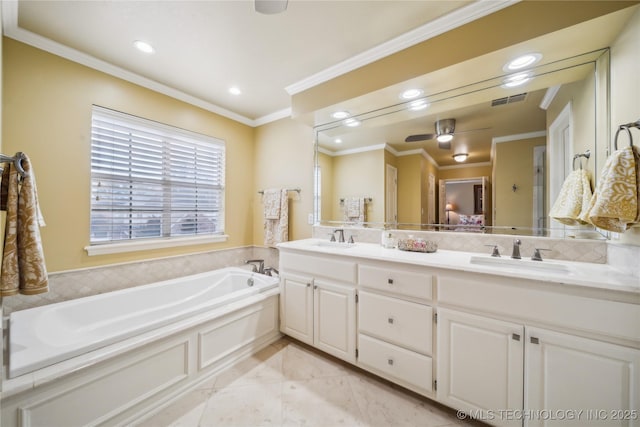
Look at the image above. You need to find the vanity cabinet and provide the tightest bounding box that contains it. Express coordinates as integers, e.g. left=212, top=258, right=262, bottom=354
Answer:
left=437, top=308, right=524, bottom=427
left=525, top=327, right=640, bottom=427
left=356, top=262, right=435, bottom=396
left=279, top=252, right=357, bottom=363
left=437, top=273, right=640, bottom=427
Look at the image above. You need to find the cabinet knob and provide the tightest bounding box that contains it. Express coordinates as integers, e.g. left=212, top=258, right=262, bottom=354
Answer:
left=512, top=333, right=521, bottom=341
left=388, top=317, right=394, bottom=324
left=387, top=358, right=394, bottom=366
left=388, top=278, right=394, bottom=284
left=530, top=337, right=540, bottom=344
left=306, top=283, right=311, bottom=287
left=314, top=285, right=318, bottom=290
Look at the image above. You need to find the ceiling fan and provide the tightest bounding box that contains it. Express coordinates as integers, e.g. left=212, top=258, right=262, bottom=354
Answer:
left=404, top=118, right=488, bottom=150
left=255, top=0, right=288, bottom=14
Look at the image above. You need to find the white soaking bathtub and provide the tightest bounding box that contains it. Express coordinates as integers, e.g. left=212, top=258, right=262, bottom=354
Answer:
left=8, top=266, right=279, bottom=378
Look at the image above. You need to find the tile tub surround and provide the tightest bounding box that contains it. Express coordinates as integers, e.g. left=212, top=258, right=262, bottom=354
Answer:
left=138, top=337, right=479, bottom=427
left=1, top=246, right=279, bottom=315
left=313, top=226, right=608, bottom=264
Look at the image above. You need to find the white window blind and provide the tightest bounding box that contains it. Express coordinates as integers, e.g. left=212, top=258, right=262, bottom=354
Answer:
left=90, top=106, right=225, bottom=245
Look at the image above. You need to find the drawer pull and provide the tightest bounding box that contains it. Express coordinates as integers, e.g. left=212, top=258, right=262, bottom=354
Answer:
left=388, top=278, right=394, bottom=284
left=512, top=333, right=521, bottom=341
left=388, top=317, right=394, bottom=324
left=387, top=358, right=394, bottom=366
left=314, top=285, right=318, bottom=289
left=530, top=337, right=540, bottom=344
left=306, top=283, right=311, bottom=287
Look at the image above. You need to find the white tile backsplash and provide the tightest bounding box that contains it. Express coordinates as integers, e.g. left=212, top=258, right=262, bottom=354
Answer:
left=313, top=226, right=608, bottom=264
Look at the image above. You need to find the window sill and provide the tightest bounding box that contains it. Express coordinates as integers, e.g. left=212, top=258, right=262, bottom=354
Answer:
left=85, top=234, right=229, bottom=256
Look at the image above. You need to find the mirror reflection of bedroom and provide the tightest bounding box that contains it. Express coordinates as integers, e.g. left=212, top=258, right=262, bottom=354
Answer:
left=439, top=177, right=489, bottom=229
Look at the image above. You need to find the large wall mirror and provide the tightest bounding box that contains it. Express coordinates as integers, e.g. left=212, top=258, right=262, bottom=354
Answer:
left=313, top=34, right=614, bottom=239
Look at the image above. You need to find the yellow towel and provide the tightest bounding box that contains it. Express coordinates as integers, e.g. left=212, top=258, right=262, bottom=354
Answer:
left=264, top=188, right=288, bottom=247
left=585, top=146, right=640, bottom=232
left=1, top=154, right=48, bottom=296
left=549, top=169, right=593, bottom=225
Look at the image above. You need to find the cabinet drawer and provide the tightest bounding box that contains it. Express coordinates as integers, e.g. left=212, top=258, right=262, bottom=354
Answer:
left=358, top=263, right=433, bottom=301
left=358, top=334, right=433, bottom=394
left=359, top=291, right=432, bottom=355
left=280, top=251, right=357, bottom=283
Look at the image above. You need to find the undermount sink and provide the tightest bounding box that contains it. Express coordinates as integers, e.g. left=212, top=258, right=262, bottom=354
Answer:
left=469, top=255, right=571, bottom=273
left=312, top=241, right=355, bottom=249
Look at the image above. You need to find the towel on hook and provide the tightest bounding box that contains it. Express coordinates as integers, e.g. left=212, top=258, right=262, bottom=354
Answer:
left=585, top=145, right=640, bottom=232
left=549, top=169, right=593, bottom=225
left=264, top=188, right=288, bottom=247
left=1, top=154, right=48, bottom=296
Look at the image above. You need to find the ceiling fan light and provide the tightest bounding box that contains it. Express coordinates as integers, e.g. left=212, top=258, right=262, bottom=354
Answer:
left=453, top=153, right=468, bottom=162
left=437, top=134, right=453, bottom=143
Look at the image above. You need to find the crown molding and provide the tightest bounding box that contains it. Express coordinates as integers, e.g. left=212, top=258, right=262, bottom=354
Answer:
left=285, top=0, right=519, bottom=95
left=493, top=130, right=547, bottom=144
left=1, top=1, right=257, bottom=127
left=439, top=161, right=492, bottom=170
left=253, top=108, right=292, bottom=126
left=539, top=84, right=561, bottom=110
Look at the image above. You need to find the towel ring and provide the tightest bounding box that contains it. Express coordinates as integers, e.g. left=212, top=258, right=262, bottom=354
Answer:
left=614, top=126, right=634, bottom=151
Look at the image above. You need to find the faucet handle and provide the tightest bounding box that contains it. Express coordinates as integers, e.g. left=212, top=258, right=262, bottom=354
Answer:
left=328, top=232, right=336, bottom=242
left=531, top=248, right=551, bottom=261
left=484, top=244, right=501, bottom=257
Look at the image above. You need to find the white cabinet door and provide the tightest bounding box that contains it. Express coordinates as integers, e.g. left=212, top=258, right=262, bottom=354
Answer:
left=281, top=273, right=314, bottom=345
left=438, top=308, right=524, bottom=427
left=526, top=327, right=640, bottom=427
left=314, top=279, right=356, bottom=363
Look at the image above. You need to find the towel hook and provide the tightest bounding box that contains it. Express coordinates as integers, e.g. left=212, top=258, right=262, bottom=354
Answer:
left=614, top=125, right=634, bottom=151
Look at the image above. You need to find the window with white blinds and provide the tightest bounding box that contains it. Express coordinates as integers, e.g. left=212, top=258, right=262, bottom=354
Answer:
left=90, top=106, right=225, bottom=245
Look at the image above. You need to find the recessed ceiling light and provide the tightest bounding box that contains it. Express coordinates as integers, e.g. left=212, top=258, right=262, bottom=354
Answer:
left=331, top=111, right=350, bottom=119
left=334, top=138, right=342, bottom=144
left=437, top=134, right=454, bottom=143
left=453, top=153, right=469, bottom=162
left=344, top=118, right=361, bottom=127
left=400, top=89, right=423, bottom=100
left=502, top=72, right=532, bottom=88
left=504, top=53, right=542, bottom=72
left=133, top=40, right=155, bottom=54
left=229, top=86, right=242, bottom=95
left=408, top=99, right=429, bottom=111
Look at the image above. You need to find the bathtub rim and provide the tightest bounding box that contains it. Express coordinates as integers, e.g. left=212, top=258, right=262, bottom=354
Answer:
left=3, top=285, right=280, bottom=399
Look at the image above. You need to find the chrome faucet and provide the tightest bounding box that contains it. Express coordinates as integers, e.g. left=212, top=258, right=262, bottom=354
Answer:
left=511, top=239, right=521, bottom=259
left=245, top=259, right=265, bottom=274
left=531, top=248, right=551, bottom=261
left=334, top=229, right=345, bottom=243
left=264, top=267, right=279, bottom=276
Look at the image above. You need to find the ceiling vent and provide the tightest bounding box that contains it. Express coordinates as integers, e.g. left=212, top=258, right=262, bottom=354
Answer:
left=491, top=93, right=528, bottom=107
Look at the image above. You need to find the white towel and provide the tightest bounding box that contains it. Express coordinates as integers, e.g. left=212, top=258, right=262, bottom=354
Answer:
left=343, top=197, right=366, bottom=224
left=585, top=146, right=640, bottom=232
left=262, top=189, right=281, bottom=220
left=264, top=188, right=288, bottom=247
left=549, top=169, right=593, bottom=225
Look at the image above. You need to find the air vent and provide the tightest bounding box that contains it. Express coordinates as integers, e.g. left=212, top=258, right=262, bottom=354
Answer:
left=491, top=93, right=528, bottom=107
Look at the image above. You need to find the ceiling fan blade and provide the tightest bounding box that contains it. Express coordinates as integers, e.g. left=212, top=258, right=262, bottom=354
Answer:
left=405, top=133, right=435, bottom=142
left=438, top=140, right=451, bottom=150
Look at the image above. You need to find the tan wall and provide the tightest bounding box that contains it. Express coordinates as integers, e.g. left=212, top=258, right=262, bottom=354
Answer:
left=2, top=39, right=255, bottom=272
left=396, top=154, right=421, bottom=224
left=494, top=138, right=546, bottom=227
left=438, top=164, right=492, bottom=180
left=384, top=149, right=398, bottom=222
left=421, top=158, right=438, bottom=224
left=253, top=118, right=314, bottom=244
left=317, top=151, right=334, bottom=223
left=332, top=149, right=384, bottom=223
left=611, top=6, right=640, bottom=245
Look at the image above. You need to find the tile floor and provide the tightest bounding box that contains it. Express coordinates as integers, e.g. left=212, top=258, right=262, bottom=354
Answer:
left=138, top=337, right=483, bottom=427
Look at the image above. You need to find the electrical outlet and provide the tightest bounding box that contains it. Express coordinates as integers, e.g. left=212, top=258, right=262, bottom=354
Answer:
left=307, top=213, right=314, bottom=224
